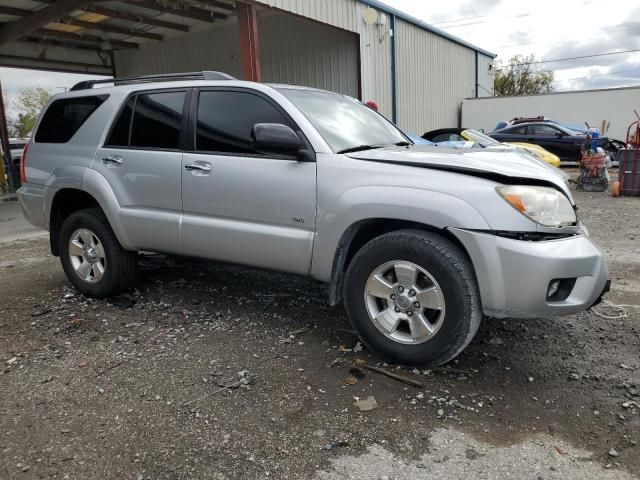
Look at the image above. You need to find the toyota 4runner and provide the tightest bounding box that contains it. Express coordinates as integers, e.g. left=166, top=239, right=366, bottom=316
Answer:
left=17, top=71, right=609, bottom=366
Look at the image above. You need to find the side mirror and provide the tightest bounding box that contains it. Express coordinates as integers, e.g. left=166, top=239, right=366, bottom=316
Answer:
left=252, top=123, right=301, bottom=156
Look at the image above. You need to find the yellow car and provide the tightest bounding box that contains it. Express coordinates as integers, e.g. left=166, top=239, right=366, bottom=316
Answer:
left=422, top=128, right=562, bottom=169
left=508, top=142, right=562, bottom=168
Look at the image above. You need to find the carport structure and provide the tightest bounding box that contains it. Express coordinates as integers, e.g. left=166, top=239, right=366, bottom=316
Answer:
left=0, top=0, right=263, bottom=78
left=0, top=1, right=496, bottom=162
left=0, top=0, right=269, bottom=192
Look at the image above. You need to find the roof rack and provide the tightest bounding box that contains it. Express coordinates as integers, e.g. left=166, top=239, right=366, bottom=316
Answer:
left=70, top=71, right=236, bottom=91
left=510, top=116, right=548, bottom=125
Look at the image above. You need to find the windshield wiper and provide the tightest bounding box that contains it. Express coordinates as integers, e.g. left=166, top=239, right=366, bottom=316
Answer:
left=395, top=141, right=411, bottom=147
left=337, top=144, right=385, bottom=154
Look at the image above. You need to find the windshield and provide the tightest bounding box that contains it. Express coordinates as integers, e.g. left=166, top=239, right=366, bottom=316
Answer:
left=277, top=88, right=408, bottom=153
left=462, top=129, right=501, bottom=146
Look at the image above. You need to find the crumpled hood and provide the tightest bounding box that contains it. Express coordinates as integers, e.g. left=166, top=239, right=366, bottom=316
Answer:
left=347, top=145, right=572, bottom=199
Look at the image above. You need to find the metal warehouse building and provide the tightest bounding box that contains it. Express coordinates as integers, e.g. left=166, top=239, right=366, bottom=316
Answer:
left=0, top=0, right=495, bottom=134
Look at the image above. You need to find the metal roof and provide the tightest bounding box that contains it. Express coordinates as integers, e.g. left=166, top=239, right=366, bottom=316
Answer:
left=361, top=0, right=497, bottom=58
left=0, top=0, right=495, bottom=76
left=0, top=0, right=236, bottom=74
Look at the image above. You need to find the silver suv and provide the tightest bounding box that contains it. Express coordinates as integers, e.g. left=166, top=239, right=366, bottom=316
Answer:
left=18, top=71, right=609, bottom=366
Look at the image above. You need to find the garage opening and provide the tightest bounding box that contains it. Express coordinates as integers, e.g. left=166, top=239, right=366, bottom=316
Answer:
left=114, top=7, right=360, bottom=98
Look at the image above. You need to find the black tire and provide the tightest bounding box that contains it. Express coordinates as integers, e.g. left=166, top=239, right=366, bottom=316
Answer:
left=343, top=229, right=482, bottom=366
left=59, top=208, right=137, bottom=298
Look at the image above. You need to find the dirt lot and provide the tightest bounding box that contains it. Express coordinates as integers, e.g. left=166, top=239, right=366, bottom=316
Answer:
left=1, top=181, right=639, bottom=479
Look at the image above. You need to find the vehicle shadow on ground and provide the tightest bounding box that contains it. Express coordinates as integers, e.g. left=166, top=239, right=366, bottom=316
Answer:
left=130, top=255, right=639, bottom=462
left=5, top=249, right=636, bottom=478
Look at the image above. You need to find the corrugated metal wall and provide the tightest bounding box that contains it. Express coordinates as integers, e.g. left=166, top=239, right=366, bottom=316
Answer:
left=253, top=0, right=358, bottom=31
left=260, top=13, right=359, bottom=97
left=114, top=12, right=359, bottom=99
left=114, top=0, right=491, bottom=130
left=477, top=53, right=494, bottom=97
left=255, top=0, right=393, bottom=116
left=114, top=20, right=242, bottom=78
left=395, top=18, right=476, bottom=134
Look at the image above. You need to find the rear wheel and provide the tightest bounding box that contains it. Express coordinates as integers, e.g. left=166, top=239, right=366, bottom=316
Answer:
left=59, top=208, right=137, bottom=298
left=343, top=230, right=482, bottom=366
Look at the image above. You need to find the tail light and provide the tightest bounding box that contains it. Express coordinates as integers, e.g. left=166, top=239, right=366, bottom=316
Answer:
left=19, top=143, right=29, bottom=183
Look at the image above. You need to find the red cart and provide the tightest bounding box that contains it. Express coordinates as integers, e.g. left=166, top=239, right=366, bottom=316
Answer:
left=612, top=111, right=640, bottom=197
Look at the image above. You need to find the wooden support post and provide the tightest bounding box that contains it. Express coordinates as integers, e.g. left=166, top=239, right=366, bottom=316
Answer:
left=236, top=2, right=261, bottom=82
left=0, top=80, right=10, bottom=194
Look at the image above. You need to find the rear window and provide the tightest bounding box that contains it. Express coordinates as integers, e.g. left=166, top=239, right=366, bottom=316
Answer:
left=35, top=95, right=108, bottom=143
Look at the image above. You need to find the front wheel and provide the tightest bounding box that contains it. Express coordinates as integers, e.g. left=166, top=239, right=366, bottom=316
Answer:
left=343, top=230, right=482, bottom=366
left=59, top=208, right=137, bottom=298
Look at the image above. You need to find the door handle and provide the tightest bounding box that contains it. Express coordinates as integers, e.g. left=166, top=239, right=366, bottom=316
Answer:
left=185, top=163, right=212, bottom=172
left=102, top=155, right=123, bottom=165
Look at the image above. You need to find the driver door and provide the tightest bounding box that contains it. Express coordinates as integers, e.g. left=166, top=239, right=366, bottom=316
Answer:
left=526, top=124, right=570, bottom=158
left=180, top=89, right=317, bottom=275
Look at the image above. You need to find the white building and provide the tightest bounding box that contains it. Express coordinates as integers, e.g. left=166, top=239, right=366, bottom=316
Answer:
left=0, top=0, right=495, bottom=134
left=462, top=86, right=640, bottom=140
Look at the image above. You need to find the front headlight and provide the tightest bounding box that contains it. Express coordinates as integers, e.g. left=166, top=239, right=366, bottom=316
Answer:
left=497, top=186, right=576, bottom=227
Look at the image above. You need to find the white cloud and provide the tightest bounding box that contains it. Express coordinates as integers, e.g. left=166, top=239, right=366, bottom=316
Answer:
left=0, top=0, right=637, bottom=101
left=381, top=0, right=640, bottom=91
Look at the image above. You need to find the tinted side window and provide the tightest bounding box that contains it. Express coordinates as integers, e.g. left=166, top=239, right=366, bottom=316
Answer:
left=131, top=92, right=185, bottom=149
left=105, top=97, right=135, bottom=147
left=433, top=133, right=464, bottom=142
left=196, top=91, right=292, bottom=154
left=507, top=126, right=527, bottom=135
left=529, top=124, right=559, bottom=135
left=35, top=95, right=108, bottom=143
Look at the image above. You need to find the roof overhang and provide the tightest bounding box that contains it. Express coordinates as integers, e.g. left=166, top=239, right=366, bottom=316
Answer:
left=0, top=0, right=236, bottom=75
left=360, top=0, right=497, bottom=58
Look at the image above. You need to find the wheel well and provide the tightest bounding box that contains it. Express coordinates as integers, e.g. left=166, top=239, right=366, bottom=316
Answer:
left=328, top=219, right=470, bottom=306
left=49, top=189, right=100, bottom=256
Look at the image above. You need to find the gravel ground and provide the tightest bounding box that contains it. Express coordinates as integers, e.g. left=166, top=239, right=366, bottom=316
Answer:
left=1, top=179, right=639, bottom=479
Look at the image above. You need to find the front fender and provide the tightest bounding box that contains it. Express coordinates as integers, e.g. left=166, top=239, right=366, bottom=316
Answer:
left=310, top=186, right=491, bottom=282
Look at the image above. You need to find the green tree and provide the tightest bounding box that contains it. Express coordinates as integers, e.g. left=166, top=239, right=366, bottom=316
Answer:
left=8, top=87, right=52, bottom=137
left=494, top=55, right=554, bottom=96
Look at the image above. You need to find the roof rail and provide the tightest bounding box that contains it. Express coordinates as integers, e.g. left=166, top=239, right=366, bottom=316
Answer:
left=70, top=71, right=236, bottom=91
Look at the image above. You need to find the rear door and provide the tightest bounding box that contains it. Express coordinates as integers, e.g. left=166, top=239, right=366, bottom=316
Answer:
left=180, top=88, right=316, bottom=275
left=94, top=89, right=189, bottom=253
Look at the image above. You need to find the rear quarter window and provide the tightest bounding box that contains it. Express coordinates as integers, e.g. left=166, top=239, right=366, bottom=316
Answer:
left=35, top=95, right=108, bottom=143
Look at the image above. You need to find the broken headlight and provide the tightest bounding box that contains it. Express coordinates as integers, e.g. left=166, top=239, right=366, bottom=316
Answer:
left=497, top=185, right=576, bottom=227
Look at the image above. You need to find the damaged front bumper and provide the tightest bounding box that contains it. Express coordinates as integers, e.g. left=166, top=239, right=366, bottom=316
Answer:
left=449, top=227, right=609, bottom=319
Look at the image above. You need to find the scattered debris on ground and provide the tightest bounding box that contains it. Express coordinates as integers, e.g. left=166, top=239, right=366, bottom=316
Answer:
left=0, top=185, right=638, bottom=479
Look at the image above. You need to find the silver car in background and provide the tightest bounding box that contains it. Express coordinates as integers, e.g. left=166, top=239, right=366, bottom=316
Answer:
left=18, top=72, right=609, bottom=366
